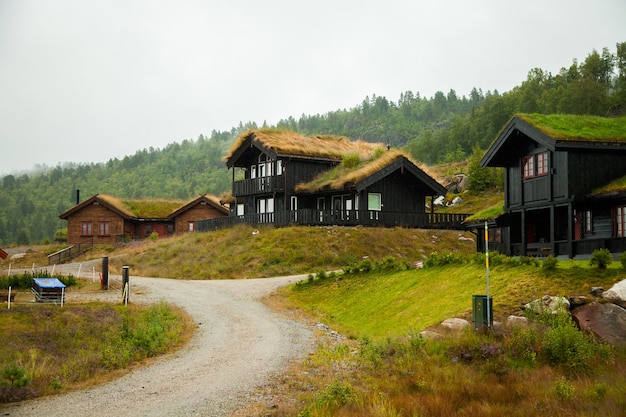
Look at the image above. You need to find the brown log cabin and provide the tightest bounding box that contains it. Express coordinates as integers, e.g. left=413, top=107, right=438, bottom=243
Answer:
left=468, top=113, right=626, bottom=258
left=59, top=193, right=228, bottom=245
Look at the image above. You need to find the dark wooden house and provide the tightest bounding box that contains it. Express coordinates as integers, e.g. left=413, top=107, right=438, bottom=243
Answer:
left=472, top=113, right=626, bottom=258
left=59, top=194, right=228, bottom=245
left=199, top=129, right=467, bottom=230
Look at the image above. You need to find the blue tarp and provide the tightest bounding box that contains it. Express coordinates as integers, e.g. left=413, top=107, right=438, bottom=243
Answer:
left=32, top=278, right=66, bottom=289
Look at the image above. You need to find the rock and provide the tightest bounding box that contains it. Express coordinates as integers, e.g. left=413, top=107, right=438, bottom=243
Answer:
left=603, top=280, right=626, bottom=308
left=458, top=236, right=474, bottom=243
left=433, top=196, right=445, bottom=206
left=572, top=302, right=626, bottom=347
left=591, top=287, right=605, bottom=297
left=419, top=330, right=443, bottom=340
left=523, top=295, right=570, bottom=315
left=506, top=315, right=528, bottom=326
left=440, top=318, right=470, bottom=331
left=569, top=295, right=589, bottom=307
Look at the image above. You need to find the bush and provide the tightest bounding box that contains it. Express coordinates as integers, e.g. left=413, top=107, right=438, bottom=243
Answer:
left=542, top=255, right=559, bottom=270
left=589, top=248, right=613, bottom=269
left=619, top=252, right=626, bottom=269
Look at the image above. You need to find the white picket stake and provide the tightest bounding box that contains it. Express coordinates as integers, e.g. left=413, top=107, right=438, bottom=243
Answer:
left=7, top=264, right=10, bottom=276
left=78, top=264, right=82, bottom=279
left=7, top=286, right=11, bottom=310
left=61, top=287, right=64, bottom=308
left=51, top=264, right=56, bottom=275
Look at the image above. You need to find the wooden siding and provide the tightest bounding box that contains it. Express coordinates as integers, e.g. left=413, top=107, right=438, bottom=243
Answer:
left=174, top=203, right=227, bottom=234
left=66, top=202, right=126, bottom=245
left=567, top=151, right=626, bottom=198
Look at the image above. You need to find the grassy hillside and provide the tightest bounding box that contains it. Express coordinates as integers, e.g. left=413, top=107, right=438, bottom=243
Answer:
left=88, top=225, right=477, bottom=280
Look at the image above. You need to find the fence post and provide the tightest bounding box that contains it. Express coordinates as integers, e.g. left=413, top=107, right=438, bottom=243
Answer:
left=122, top=266, right=129, bottom=305
left=102, top=256, right=109, bottom=290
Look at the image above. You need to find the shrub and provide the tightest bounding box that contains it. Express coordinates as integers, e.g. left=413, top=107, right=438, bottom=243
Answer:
left=541, top=314, right=597, bottom=372
left=589, top=248, right=613, bottom=269
left=619, top=252, right=626, bottom=269
left=542, top=255, right=558, bottom=270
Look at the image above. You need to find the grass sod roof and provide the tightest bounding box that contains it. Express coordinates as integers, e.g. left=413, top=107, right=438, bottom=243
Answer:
left=97, top=194, right=189, bottom=219
left=517, top=113, right=626, bottom=143
left=295, top=148, right=420, bottom=193
left=224, top=128, right=386, bottom=162
left=592, top=175, right=626, bottom=196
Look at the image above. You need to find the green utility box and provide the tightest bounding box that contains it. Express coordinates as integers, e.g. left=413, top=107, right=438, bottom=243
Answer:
left=472, top=295, right=493, bottom=331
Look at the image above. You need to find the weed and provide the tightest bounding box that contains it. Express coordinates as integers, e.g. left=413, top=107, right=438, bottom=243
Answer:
left=554, top=376, right=575, bottom=401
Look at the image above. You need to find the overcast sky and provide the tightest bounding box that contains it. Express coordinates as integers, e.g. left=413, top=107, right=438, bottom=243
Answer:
left=1, top=0, right=625, bottom=175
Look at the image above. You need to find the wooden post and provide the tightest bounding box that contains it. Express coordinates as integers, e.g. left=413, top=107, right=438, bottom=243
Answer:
left=122, top=266, right=129, bottom=305
left=102, top=256, right=109, bottom=290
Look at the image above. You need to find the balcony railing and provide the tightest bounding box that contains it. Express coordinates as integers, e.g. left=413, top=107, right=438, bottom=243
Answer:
left=233, top=176, right=284, bottom=196
left=197, top=209, right=470, bottom=232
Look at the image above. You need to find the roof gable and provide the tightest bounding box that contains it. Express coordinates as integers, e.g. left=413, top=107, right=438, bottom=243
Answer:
left=295, top=149, right=446, bottom=195
left=482, top=114, right=626, bottom=167
left=168, top=194, right=229, bottom=218
left=60, top=194, right=227, bottom=221
left=224, top=129, right=385, bottom=167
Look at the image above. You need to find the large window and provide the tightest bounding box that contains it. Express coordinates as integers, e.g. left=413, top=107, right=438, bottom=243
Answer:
left=522, top=151, right=548, bottom=179
left=368, top=193, right=381, bottom=220
left=188, top=221, right=195, bottom=232
left=617, top=206, right=626, bottom=237
left=98, top=221, right=110, bottom=236
left=81, top=222, right=93, bottom=236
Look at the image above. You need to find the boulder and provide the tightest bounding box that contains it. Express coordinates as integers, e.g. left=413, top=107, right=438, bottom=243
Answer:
left=572, top=302, right=626, bottom=347
left=440, top=318, right=470, bottom=331
left=419, top=330, right=443, bottom=340
left=506, top=315, right=528, bottom=326
left=569, top=295, right=589, bottom=307
left=523, top=295, right=570, bottom=315
left=602, top=279, right=626, bottom=308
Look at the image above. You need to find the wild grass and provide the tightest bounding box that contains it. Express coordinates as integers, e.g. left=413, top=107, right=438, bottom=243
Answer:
left=256, top=252, right=626, bottom=416
left=0, top=302, right=192, bottom=403
left=99, top=225, right=475, bottom=279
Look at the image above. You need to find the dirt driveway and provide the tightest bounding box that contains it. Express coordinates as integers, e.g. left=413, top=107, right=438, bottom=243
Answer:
left=2, top=274, right=315, bottom=417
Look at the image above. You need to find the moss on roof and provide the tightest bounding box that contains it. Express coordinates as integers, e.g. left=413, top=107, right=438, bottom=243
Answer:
left=98, top=194, right=188, bottom=218
left=464, top=204, right=505, bottom=222
left=224, top=128, right=385, bottom=161
left=518, top=113, right=626, bottom=143
left=593, top=175, right=626, bottom=196
left=295, top=149, right=415, bottom=193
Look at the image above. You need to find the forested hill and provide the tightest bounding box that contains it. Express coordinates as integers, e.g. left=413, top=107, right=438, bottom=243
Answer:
left=1, top=43, right=624, bottom=245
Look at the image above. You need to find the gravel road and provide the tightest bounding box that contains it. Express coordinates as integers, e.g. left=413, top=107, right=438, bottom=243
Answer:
left=1, top=274, right=315, bottom=417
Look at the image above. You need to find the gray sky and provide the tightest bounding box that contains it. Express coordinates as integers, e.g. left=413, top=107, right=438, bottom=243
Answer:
left=1, top=0, right=625, bottom=175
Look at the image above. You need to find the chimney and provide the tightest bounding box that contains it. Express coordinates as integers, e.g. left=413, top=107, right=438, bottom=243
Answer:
left=76, top=189, right=80, bottom=205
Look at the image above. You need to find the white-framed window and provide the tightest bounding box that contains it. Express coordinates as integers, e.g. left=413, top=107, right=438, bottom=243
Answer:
left=236, top=203, right=244, bottom=217
left=250, top=165, right=257, bottom=179
left=276, top=160, right=283, bottom=175
left=368, top=193, right=381, bottom=220
left=188, top=221, right=195, bottom=232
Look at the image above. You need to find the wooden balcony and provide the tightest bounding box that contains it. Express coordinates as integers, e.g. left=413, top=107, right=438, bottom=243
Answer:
left=197, top=209, right=470, bottom=232
left=232, top=176, right=284, bottom=196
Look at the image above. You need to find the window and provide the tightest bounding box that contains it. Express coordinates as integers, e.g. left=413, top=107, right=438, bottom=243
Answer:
left=276, top=160, right=283, bottom=175
left=98, top=221, right=110, bottom=236
left=81, top=222, right=93, bottom=236
left=522, top=152, right=549, bottom=178
left=584, top=210, right=592, bottom=234
left=368, top=193, right=381, bottom=220
left=522, top=156, right=534, bottom=179
left=236, top=203, right=244, bottom=217
left=488, top=228, right=502, bottom=243
left=536, top=152, right=548, bottom=176
left=617, top=206, right=626, bottom=238
left=188, top=221, right=195, bottom=232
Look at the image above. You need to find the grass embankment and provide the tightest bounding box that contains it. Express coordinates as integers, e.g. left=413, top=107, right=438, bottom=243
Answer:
left=96, top=225, right=475, bottom=279
left=0, top=301, right=192, bottom=403
left=255, top=256, right=626, bottom=416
